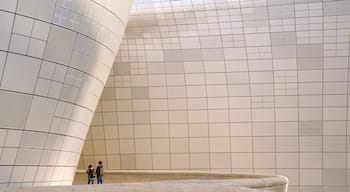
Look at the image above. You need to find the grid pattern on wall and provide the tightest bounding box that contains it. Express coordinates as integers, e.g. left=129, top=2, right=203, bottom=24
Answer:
left=79, top=0, right=350, bottom=191
left=0, top=0, right=132, bottom=187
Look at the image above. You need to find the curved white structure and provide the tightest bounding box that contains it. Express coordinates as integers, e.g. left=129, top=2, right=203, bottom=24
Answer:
left=0, top=0, right=133, bottom=187
left=73, top=171, right=288, bottom=192
left=80, top=0, right=350, bottom=191
left=6, top=172, right=289, bottom=192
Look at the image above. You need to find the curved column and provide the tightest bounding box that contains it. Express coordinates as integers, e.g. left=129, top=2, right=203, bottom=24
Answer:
left=0, top=0, right=133, bottom=187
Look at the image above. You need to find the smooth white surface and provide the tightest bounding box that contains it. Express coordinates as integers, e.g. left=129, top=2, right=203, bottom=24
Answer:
left=0, top=0, right=133, bottom=187
left=81, top=0, right=350, bottom=192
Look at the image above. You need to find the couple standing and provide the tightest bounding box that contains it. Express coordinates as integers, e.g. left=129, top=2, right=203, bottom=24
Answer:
left=86, top=160, right=104, bottom=184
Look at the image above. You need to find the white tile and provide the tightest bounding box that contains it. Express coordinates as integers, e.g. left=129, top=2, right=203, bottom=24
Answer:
left=170, top=154, right=189, bottom=169
left=226, top=60, right=248, bottom=72
left=15, top=148, right=41, bottom=165
left=298, top=83, right=323, bottom=95
left=228, top=84, right=250, bottom=96
left=169, top=111, right=187, bottom=123
left=0, top=11, right=14, bottom=50
left=207, top=85, right=228, bottom=97
left=323, top=95, right=347, bottom=107
left=35, top=78, right=50, bottom=96
left=323, top=107, right=347, bottom=121
left=253, top=122, right=275, bottom=136
left=45, top=26, right=76, bottom=64
left=249, top=71, right=273, bottom=83
left=0, top=0, right=17, bottom=12
left=204, top=61, right=226, bottom=72
left=253, top=153, right=276, bottom=168
left=152, top=139, right=170, bottom=154
left=245, top=33, right=271, bottom=46
left=186, top=85, right=207, bottom=98
left=298, top=70, right=322, bottom=82
left=300, top=169, right=323, bottom=186
left=32, top=20, right=51, bottom=40
left=200, top=36, right=222, bottom=48
left=252, top=108, right=275, bottom=121
left=231, top=137, right=252, bottom=152
left=5, top=130, right=22, bottom=147
left=0, top=51, right=7, bottom=84
left=324, top=69, right=348, bottom=82
left=299, top=108, right=322, bottom=121
left=253, top=137, right=275, bottom=152
left=323, top=153, right=346, bottom=169
left=250, top=84, right=273, bottom=96
left=39, top=61, right=55, bottom=78
left=13, top=15, right=33, bottom=36
left=25, top=96, right=57, bottom=132
left=135, top=139, right=151, bottom=153
left=209, top=123, right=229, bottom=137
left=118, top=125, right=134, bottom=138
left=230, top=109, right=252, bottom=122
left=190, top=153, right=209, bottom=169
left=27, top=38, right=46, bottom=58
left=299, top=95, right=322, bottom=107
left=136, top=154, right=152, bottom=169
left=20, top=131, right=46, bottom=148
left=276, top=122, right=298, bottom=136
left=276, top=136, right=298, bottom=152
left=52, top=64, right=67, bottom=82
left=210, top=153, right=231, bottom=169
left=10, top=166, right=25, bottom=182
left=9, top=34, right=30, bottom=54
left=210, top=137, right=230, bottom=152
left=323, top=121, right=346, bottom=135
left=275, top=108, right=298, bottom=121
left=231, top=153, right=253, bottom=168
left=170, top=138, right=189, bottom=153
left=323, top=136, right=346, bottom=152
left=323, top=169, right=347, bottom=186
left=190, top=138, right=209, bottom=153
left=183, top=61, right=204, bottom=73
left=119, top=139, right=134, bottom=154
left=17, top=0, right=56, bottom=22
left=168, top=99, right=187, bottom=110
left=300, top=153, right=322, bottom=168
left=150, top=111, right=168, bottom=124
left=276, top=153, right=299, bottom=168
left=229, top=97, right=251, bottom=108
left=180, top=37, right=200, bottom=48
left=300, top=136, right=322, bottom=152
left=1, top=53, right=41, bottom=93
left=224, top=48, right=247, bottom=60
left=273, top=59, right=297, bottom=70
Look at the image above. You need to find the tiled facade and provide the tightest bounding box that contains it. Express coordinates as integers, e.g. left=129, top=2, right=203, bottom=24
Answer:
left=0, top=0, right=132, bottom=187
left=80, top=0, right=350, bottom=191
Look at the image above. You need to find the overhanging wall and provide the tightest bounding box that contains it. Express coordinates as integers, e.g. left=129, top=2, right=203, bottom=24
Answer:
left=0, top=0, right=133, bottom=187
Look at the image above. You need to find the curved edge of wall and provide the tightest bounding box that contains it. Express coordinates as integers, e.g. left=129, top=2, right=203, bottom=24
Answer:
left=73, top=170, right=288, bottom=192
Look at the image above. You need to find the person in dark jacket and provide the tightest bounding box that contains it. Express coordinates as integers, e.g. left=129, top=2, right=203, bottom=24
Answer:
left=86, top=164, right=95, bottom=184
left=96, top=161, right=104, bottom=184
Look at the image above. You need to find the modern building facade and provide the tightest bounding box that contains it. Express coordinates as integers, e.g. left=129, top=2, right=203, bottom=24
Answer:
left=79, top=0, right=350, bottom=192
left=0, top=0, right=132, bottom=187
left=1, top=0, right=350, bottom=191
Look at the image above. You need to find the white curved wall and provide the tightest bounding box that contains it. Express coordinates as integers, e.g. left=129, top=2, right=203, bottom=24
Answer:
left=80, top=0, right=350, bottom=191
left=0, top=0, right=133, bottom=187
